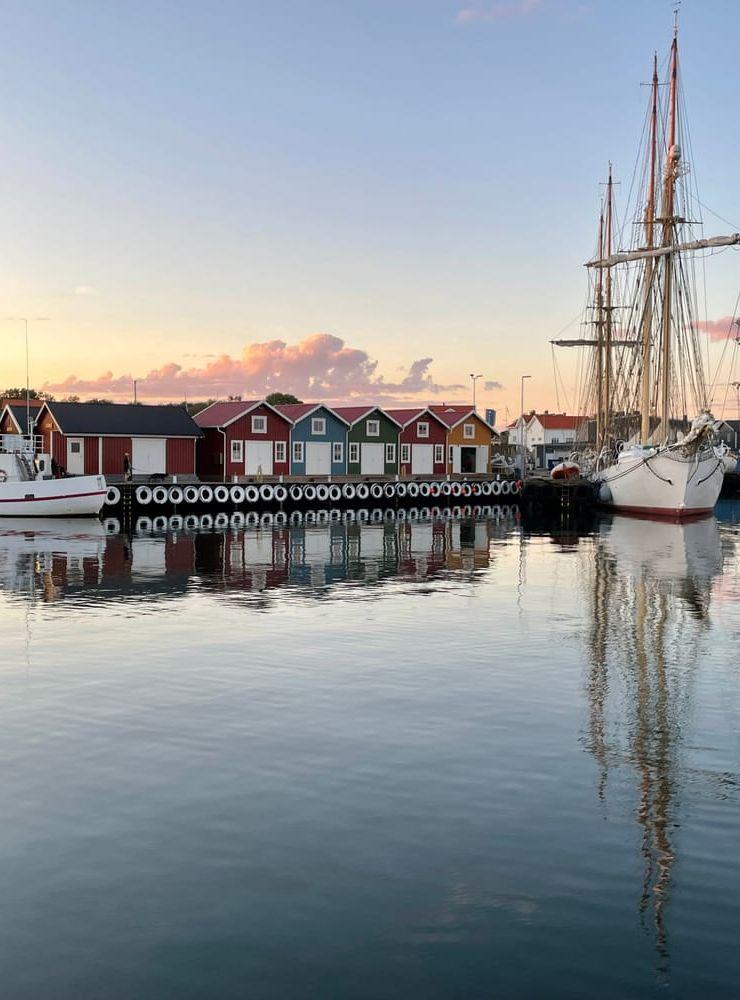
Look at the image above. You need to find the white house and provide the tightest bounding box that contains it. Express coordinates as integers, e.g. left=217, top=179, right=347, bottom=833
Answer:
left=526, top=412, right=582, bottom=468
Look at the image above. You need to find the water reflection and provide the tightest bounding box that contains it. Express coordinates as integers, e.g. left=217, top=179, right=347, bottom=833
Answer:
left=584, top=514, right=724, bottom=973
left=0, top=511, right=518, bottom=605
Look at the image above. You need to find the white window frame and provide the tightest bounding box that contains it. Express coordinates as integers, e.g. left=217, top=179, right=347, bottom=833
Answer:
left=463, top=422, right=475, bottom=440
left=292, top=440, right=304, bottom=463
left=448, top=446, right=454, bottom=464
left=252, top=414, right=267, bottom=434
left=366, top=419, right=380, bottom=436
left=349, top=441, right=359, bottom=464
left=385, top=443, right=396, bottom=464
left=275, top=440, right=286, bottom=463
left=401, top=443, right=410, bottom=464
left=311, top=417, right=326, bottom=435
left=230, top=439, right=243, bottom=464
left=332, top=441, right=343, bottom=464
left=69, top=441, right=81, bottom=455
left=417, top=421, right=429, bottom=438
left=434, top=443, right=444, bottom=464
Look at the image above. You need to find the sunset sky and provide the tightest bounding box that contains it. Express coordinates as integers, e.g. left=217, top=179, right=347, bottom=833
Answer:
left=2, top=0, right=740, bottom=422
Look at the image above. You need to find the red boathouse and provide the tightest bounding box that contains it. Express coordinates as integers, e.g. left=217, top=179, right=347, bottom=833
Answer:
left=194, top=400, right=292, bottom=480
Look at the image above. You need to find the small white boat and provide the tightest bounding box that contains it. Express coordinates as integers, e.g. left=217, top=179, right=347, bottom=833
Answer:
left=0, top=433, right=106, bottom=518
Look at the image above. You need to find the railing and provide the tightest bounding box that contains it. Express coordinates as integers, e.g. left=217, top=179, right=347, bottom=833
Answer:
left=0, top=434, right=43, bottom=455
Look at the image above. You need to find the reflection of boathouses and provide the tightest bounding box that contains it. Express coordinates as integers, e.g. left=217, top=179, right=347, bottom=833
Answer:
left=0, top=514, right=511, bottom=604
left=583, top=515, right=724, bottom=971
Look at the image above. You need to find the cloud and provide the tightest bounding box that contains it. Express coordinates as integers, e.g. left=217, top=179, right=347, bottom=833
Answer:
left=694, top=316, right=739, bottom=342
left=42, top=332, right=467, bottom=404
left=484, top=380, right=503, bottom=390
left=73, top=285, right=96, bottom=296
left=457, top=0, right=544, bottom=24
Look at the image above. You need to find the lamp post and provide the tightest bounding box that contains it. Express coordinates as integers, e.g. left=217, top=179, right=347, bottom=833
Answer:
left=520, top=375, right=531, bottom=478
left=469, top=373, right=483, bottom=410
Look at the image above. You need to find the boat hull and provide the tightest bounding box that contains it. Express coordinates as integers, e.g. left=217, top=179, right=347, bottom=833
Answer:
left=0, top=476, right=107, bottom=517
left=599, top=448, right=723, bottom=520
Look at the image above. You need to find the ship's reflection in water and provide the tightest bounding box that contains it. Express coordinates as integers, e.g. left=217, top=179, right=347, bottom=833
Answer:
left=583, top=514, right=726, bottom=975
left=0, top=511, right=516, bottom=605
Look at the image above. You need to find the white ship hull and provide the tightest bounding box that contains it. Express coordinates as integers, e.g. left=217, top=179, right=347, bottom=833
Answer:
left=599, top=447, right=723, bottom=519
left=0, top=476, right=107, bottom=518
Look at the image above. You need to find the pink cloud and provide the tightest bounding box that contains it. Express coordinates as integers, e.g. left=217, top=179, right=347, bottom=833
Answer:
left=42, top=333, right=467, bottom=404
left=694, top=316, right=740, bottom=342
left=457, top=0, right=544, bottom=23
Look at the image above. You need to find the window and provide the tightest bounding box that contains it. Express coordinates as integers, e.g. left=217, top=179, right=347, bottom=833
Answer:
left=401, top=443, right=411, bottom=464
left=463, top=422, right=475, bottom=439
left=230, top=439, right=243, bottom=463
left=70, top=442, right=81, bottom=454
left=275, top=440, right=286, bottom=463
left=311, top=417, right=326, bottom=435
left=434, top=444, right=444, bottom=464
left=448, top=446, right=454, bottom=464
left=417, top=421, right=429, bottom=438
left=332, top=441, right=344, bottom=464
left=292, top=440, right=304, bottom=463
left=349, top=442, right=359, bottom=464
left=218, top=452, right=223, bottom=466
left=366, top=419, right=380, bottom=436
left=252, top=415, right=267, bottom=433
left=385, top=443, right=396, bottom=464
left=551, top=436, right=560, bottom=445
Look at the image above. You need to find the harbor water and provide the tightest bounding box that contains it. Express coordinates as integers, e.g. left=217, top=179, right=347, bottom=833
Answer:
left=1, top=505, right=739, bottom=998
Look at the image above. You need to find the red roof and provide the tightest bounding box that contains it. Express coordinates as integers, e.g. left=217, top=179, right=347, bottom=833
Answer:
left=385, top=406, right=447, bottom=428
left=274, top=403, right=317, bottom=422
left=332, top=405, right=379, bottom=425
left=530, top=413, right=581, bottom=430
left=429, top=405, right=476, bottom=429
left=194, top=400, right=262, bottom=427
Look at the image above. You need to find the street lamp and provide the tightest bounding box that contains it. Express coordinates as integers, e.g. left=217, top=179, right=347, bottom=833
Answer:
left=520, top=375, right=532, bottom=478
left=469, top=373, right=483, bottom=410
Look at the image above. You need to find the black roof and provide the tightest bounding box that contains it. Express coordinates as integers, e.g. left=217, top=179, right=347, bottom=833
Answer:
left=4, top=404, right=37, bottom=434
left=45, top=402, right=203, bottom=438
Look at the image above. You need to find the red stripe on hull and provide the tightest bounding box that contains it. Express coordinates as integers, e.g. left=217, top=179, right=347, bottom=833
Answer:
left=0, top=490, right=106, bottom=504
left=610, top=503, right=714, bottom=522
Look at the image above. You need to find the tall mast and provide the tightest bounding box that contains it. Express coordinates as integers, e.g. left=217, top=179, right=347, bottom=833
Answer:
left=595, top=209, right=605, bottom=448
left=659, top=25, right=680, bottom=440
left=604, top=165, right=614, bottom=445
left=640, top=54, right=659, bottom=442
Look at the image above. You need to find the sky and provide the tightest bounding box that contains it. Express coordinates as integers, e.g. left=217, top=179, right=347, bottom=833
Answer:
left=1, top=0, right=740, bottom=422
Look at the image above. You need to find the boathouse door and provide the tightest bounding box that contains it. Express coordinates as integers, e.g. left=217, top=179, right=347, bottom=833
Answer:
left=460, top=447, right=477, bottom=474
left=411, top=444, right=433, bottom=475
left=245, top=441, right=273, bottom=476
left=66, top=438, right=85, bottom=475
left=132, top=437, right=167, bottom=475
left=305, top=442, right=331, bottom=475
left=361, top=443, right=384, bottom=475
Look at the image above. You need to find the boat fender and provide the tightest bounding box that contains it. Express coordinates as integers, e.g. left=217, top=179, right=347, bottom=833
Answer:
left=136, top=485, right=153, bottom=505
left=245, top=484, right=260, bottom=504
left=303, top=484, right=317, bottom=502
left=184, top=485, right=200, bottom=505
left=356, top=483, right=370, bottom=500
left=169, top=486, right=184, bottom=506
left=407, top=482, right=420, bottom=498
left=329, top=484, right=342, bottom=502
left=316, top=484, right=330, bottom=502
left=370, top=483, right=384, bottom=499
left=462, top=483, right=472, bottom=497
left=152, top=486, right=169, bottom=505
left=214, top=485, right=230, bottom=505
left=199, top=485, right=214, bottom=504
left=273, top=484, right=288, bottom=503
left=383, top=482, right=396, bottom=498
left=396, top=482, right=408, bottom=498
left=289, top=484, right=304, bottom=502
left=230, top=485, right=245, bottom=505
left=441, top=482, right=452, bottom=496
left=491, top=481, right=502, bottom=497
left=259, top=484, right=275, bottom=502
left=430, top=482, right=441, bottom=497
left=481, top=482, right=492, bottom=496
left=342, top=483, right=356, bottom=499
left=419, top=482, right=431, bottom=497
left=105, top=486, right=122, bottom=507
left=451, top=482, right=463, bottom=497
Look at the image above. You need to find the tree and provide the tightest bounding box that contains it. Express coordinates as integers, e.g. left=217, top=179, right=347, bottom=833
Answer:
left=85, top=398, right=114, bottom=404
left=61, top=395, right=80, bottom=403
left=2, top=388, right=54, bottom=401
left=266, top=392, right=302, bottom=405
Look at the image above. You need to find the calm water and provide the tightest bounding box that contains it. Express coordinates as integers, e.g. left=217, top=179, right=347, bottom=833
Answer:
left=1, top=504, right=739, bottom=998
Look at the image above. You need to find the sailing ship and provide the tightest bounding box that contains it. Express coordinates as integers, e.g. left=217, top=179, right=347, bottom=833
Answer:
left=555, top=23, right=736, bottom=518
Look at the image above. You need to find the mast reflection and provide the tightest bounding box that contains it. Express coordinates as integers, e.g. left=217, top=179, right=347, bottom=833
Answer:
left=584, top=514, right=723, bottom=971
